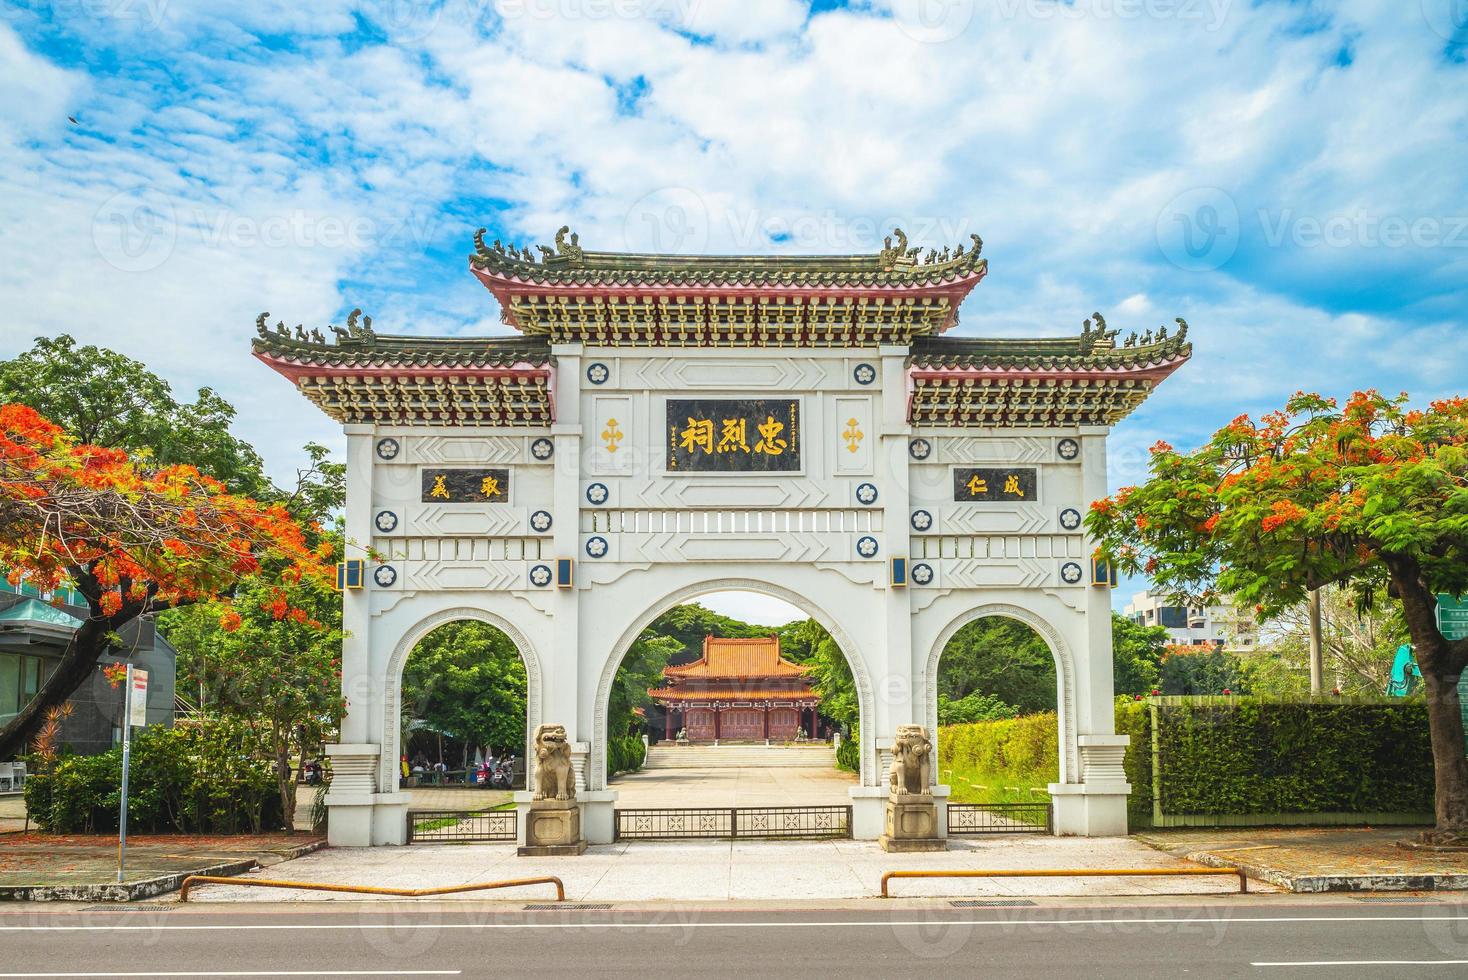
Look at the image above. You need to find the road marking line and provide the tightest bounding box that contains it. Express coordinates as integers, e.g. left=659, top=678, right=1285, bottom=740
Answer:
left=2, top=914, right=1467, bottom=933
left=1252, top=961, right=1468, bottom=968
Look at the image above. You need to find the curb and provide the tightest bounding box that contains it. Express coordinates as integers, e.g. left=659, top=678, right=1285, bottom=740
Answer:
left=0, top=838, right=327, bottom=903
left=1182, top=848, right=1468, bottom=893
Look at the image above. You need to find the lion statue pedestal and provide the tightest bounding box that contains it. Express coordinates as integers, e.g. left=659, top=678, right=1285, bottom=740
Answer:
left=879, top=725, right=945, bottom=853
left=519, top=724, right=588, bottom=856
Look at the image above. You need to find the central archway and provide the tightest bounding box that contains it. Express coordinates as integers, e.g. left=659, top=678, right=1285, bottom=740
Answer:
left=590, top=577, right=878, bottom=791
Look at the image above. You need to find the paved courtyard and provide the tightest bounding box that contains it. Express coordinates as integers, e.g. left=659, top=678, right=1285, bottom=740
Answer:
left=177, top=834, right=1260, bottom=903
left=609, top=764, right=858, bottom=807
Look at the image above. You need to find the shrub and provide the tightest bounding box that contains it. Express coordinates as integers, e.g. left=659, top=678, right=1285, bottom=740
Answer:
left=835, top=726, right=860, bottom=773
left=608, top=734, right=646, bottom=776
left=937, top=692, right=1018, bottom=726
left=939, top=712, right=1057, bottom=779
left=25, top=721, right=283, bottom=834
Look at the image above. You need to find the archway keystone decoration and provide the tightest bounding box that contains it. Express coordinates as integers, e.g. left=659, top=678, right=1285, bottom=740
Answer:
left=253, top=227, right=1190, bottom=845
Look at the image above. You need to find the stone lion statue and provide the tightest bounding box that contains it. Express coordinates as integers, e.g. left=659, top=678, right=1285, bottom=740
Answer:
left=532, top=723, right=576, bottom=801
left=888, top=724, right=933, bottom=796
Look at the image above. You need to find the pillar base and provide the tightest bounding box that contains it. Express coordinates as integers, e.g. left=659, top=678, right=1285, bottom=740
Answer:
left=849, top=786, right=886, bottom=840
left=1048, top=781, right=1131, bottom=837
left=324, top=793, right=411, bottom=846
left=519, top=799, right=586, bottom=856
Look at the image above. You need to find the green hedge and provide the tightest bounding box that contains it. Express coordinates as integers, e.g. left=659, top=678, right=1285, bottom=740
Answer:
left=939, top=712, right=1058, bottom=779
left=25, top=723, right=283, bottom=835
left=608, top=735, right=646, bottom=776
left=940, top=697, right=1434, bottom=826
left=1115, top=698, right=1154, bottom=828
left=1147, top=697, right=1434, bottom=817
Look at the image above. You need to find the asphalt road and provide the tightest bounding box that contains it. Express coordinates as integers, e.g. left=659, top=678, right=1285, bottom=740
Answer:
left=3, top=900, right=1468, bottom=978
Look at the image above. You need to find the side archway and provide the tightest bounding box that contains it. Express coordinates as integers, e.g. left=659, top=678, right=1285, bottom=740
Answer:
left=924, top=602, right=1079, bottom=785
left=589, top=577, right=878, bottom=790
left=378, top=606, right=545, bottom=794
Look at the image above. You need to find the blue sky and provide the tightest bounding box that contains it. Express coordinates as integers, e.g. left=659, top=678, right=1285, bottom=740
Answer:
left=1, top=0, right=1465, bottom=622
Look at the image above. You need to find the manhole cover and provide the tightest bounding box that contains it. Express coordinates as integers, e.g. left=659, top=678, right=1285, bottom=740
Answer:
left=523, top=903, right=613, bottom=911
left=950, top=899, right=1036, bottom=908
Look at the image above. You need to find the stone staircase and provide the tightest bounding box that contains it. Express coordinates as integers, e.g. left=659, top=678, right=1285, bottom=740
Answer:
left=642, top=742, right=836, bottom=770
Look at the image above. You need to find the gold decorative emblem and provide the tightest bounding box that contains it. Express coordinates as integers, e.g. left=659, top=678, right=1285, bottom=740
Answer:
left=602, top=417, right=624, bottom=453
left=842, top=417, right=864, bottom=454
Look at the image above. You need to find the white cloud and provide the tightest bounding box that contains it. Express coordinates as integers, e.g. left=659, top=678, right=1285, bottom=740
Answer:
left=0, top=2, right=1463, bottom=495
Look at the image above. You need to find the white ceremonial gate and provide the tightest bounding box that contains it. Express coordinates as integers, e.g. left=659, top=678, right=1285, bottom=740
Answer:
left=253, top=227, right=1192, bottom=845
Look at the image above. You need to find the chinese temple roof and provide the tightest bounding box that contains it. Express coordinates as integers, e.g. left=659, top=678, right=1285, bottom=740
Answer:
left=470, top=225, right=988, bottom=288
left=909, top=314, right=1192, bottom=372
left=649, top=636, right=818, bottom=705
left=663, top=636, right=810, bottom=680
left=250, top=234, right=1190, bottom=427
left=471, top=226, right=988, bottom=343
left=251, top=310, right=554, bottom=426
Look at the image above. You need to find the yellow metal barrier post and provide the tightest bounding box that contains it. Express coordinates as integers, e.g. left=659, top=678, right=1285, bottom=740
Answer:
left=180, top=875, right=566, bottom=902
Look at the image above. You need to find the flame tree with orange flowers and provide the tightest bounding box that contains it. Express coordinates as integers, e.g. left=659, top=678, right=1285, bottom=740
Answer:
left=1086, top=391, right=1468, bottom=843
left=0, top=403, right=334, bottom=759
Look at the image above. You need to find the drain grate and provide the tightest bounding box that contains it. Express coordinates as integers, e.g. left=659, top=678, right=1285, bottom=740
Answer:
left=81, top=906, right=173, bottom=912
left=950, top=899, right=1037, bottom=908
left=523, top=903, right=613, bottom=911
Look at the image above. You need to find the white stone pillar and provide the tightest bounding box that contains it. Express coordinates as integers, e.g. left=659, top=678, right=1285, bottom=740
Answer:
left=551, top=344, right=585, bottom=786
left=325, top=426, right=383, bottom=845
left=1049, top=425, right=1130, bottom=836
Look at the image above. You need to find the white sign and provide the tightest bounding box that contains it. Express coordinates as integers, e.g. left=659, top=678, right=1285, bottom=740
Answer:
left=128, top=668, right=148, bottom=728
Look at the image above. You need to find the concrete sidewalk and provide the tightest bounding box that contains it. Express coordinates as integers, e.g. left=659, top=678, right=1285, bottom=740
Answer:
left=1140, top=826, right=1468, bottom=892
left=177, top=835, right=1263, bottom=903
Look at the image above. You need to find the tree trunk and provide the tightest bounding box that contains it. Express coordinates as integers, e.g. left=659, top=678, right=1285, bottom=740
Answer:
left=0, top=617, right=113, bottom=758
left=1420, top=671, right=1468, bottom=837
left=1307, top=588, right=1324, bottom=694
left=276, top=736, right=297, bottom=834
left=1386, top=553, right=1468, bottom=841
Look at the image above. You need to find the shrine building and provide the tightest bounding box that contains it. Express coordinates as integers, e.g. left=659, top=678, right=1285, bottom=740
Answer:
left=252, top=225, right=1191, bottom=846
left=649, top=635, right=822, bottom=742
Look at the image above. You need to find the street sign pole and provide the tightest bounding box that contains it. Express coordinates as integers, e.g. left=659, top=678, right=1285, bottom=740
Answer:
left=117, top=664, right=132, bottom=884
left=116, top=665, right=148, bottom=884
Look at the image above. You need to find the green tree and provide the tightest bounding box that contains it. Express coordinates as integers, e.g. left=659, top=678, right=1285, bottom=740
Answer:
left=608, top=632, right=681, bottom=738
left=400, top=622, right=528, bottom=765
left=1157, top=644, right=1250, bottom=695
left=1087, top=391, right=1468, bottom=840
left=160, top=572, right=345, bottom=831
left=937, top=617, right=1056, bottom=714
left=0, top=335, right=267, bottom=495
left=1111, top=613, right=1169, bottom=696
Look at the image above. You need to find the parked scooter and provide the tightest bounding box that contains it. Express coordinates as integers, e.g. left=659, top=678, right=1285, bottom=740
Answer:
left=488, top=754, right=514, bottom=790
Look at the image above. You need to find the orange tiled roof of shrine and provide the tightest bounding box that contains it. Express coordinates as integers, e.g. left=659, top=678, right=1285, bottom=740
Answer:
left=662, top=636, right=809, bottom=679
left=647, top=686, right=818, bottom=702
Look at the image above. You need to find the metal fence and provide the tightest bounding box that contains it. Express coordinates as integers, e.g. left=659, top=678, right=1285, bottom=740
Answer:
left=614, top=806, right=853, bottom=841
left=946, top=802, right=1052, bottom=836
left=407, top=809, right=517, bottom=843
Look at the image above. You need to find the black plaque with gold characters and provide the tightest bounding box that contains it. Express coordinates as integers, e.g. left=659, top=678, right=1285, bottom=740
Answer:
left=666, top=399, right=801, bottom=472
left=953, top=467, right=1037, bottom=502
left=421, top=468, right=510, bottom=503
